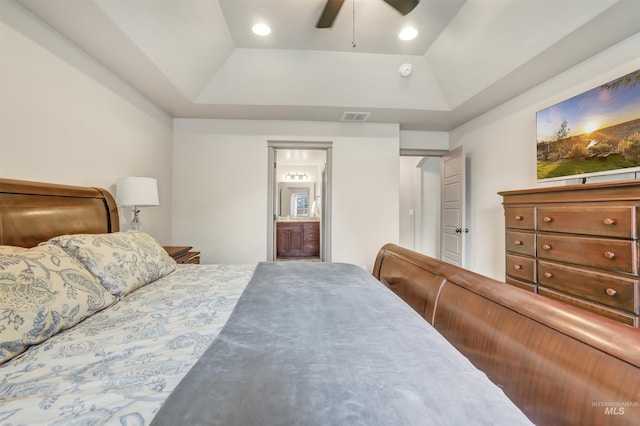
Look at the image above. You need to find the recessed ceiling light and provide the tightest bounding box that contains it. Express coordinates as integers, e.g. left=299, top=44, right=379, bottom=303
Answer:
left=252, top=23, right=271, bottom=36
left=399, top=27, right=418, bottom=41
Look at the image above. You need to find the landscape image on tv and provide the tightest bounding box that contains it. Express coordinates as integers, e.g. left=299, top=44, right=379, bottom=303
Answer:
left=537, top=69, right=640, bottom=181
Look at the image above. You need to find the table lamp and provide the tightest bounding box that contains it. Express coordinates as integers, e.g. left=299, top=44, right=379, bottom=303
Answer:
left=116, top=177, right=159, bottom=231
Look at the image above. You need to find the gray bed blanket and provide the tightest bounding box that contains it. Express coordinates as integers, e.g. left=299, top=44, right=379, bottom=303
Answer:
left=152, top=262, right=533, bottom=425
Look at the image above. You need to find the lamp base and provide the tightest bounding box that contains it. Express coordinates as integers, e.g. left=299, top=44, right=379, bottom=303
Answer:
left=131, top=206, right=141, bottom=231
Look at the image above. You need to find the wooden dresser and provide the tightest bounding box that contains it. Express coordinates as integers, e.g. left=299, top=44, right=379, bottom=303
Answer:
left=499, top=180, right=640, bottom=327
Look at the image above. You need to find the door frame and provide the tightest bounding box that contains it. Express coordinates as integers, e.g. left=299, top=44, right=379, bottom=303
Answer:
left=267, top=141, right=333, bottom=262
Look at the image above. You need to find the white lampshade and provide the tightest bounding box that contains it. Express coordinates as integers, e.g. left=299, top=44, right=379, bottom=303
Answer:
left=116, top=177, right=159, bottom=207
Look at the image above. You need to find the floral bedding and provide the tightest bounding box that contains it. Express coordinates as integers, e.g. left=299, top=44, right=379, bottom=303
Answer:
left=0, top=244, right=116, bottom=364
left=0, top=263, right=255, bottom=425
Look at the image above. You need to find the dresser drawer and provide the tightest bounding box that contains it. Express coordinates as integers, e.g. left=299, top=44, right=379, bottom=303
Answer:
left=505, top=230, right=535, bottom=256
left=537, top=205, right=636, bottom=238
left=504, top=207, right=535, bottom=230
left=537, top=233, right=637, bottom=274
left=538, top=287, right=639, bottom=328
left=538, top=260, right=639, bottom=313
left=506, top=277, right=537, bottom=293
left=506, top=253, right=536, bottom=282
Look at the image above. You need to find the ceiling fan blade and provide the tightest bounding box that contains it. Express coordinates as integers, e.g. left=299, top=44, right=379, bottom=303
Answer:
left=383, top=0, right=420, bottom=15
left=316, top=0, right=345, bottom=28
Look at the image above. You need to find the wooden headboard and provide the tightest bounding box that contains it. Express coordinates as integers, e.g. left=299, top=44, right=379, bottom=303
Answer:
left=0, top=178, right=119, bottom=248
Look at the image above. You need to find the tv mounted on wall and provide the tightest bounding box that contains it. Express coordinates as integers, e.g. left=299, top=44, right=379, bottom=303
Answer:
left=537, top=69, right=640, bottom=182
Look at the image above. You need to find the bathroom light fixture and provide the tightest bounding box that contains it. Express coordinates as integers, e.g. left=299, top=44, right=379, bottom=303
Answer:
left=285, top=172, right=308, bottom=181
left=116, top=177, right=159, bottom=231
left=399, top=27, right=418, bottom=41
left=252, top=23, right=271, bottom=36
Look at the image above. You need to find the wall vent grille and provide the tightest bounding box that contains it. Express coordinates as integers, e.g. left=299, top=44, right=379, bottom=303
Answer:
left=341, top=111, right=371, bottom=122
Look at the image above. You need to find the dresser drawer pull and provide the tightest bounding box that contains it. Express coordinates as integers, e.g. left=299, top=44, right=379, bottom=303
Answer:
left=605, top=288, right=617, bottom=297
left=543, top=216, right=553, bottom=223
left=514, top=215, right=523, bottom=221
left=603, top=251, right=616, bottom=259
left=542, top=244, right=552, bottom=251
left=543, top=272, right=553, bottom=279
left=603, top=218, right=616, bottom=226
left=514, top=240, right=523, bottom=246
left=513, top=264, right=522, bottom=270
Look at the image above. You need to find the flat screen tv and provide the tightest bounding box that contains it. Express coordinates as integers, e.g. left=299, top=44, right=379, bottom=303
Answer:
left=537, top=69, right=640, bottom=181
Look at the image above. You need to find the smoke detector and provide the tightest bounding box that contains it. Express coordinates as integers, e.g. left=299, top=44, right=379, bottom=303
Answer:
left=399, top=63, right=413, bottom=77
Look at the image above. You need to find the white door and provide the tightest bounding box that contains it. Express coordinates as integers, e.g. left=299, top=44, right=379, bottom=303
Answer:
left=440, top=146, right=466, bottom=266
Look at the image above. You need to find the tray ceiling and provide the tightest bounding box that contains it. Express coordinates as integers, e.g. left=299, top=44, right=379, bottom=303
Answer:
left=16, top=0, right=640, bottom=130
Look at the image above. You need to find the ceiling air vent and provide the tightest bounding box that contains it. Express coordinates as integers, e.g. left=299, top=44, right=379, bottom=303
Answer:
left=341, top=111, right=370, bottom=122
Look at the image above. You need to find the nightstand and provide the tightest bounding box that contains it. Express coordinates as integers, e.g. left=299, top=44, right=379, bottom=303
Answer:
left=164, top=246, right=199, bottom=264
left=187, top=251, right=200, bottom=264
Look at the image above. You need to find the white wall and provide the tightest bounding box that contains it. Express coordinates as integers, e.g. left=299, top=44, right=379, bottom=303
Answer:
left=0, top=1, right=174, bottom=243
left=450, top=32, right=640, bottom=279
left=400, top=130, right=449, bottom=151
left=173, top=119, right=400, bottom=271
left=399, top=156, right=420, bottom=249
left=417, top=157, right=441, bottom=258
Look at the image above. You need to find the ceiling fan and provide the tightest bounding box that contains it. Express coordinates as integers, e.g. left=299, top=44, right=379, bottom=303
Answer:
left=316, top=0, right=420, bottom=28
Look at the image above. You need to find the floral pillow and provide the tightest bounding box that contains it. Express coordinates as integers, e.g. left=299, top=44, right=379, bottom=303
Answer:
left=46, top=231, right=177, bottom=298
left=0, top=244, right=116, bottom=364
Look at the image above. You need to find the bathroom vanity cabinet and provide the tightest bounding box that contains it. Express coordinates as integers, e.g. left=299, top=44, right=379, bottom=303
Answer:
left=276, top=220, right=320, bottom=258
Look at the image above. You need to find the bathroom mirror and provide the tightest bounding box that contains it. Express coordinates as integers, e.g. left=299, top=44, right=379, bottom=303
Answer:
left=278, top=182, right=317, bottom=218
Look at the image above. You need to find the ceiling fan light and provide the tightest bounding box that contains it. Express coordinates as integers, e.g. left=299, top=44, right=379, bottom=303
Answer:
left=252, top=23, right=271, bottom=36
left=399, top=27, right=418, bottom=41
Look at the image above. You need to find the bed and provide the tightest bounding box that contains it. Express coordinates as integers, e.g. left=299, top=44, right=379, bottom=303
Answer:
left=0, top=178, right=636, bottom=425
left=0, top=178, right=533, bottom=425
left=373, top=244, right=640, bottom=425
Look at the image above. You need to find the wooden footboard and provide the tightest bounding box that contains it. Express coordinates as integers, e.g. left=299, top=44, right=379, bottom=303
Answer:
left=373, top=244, right=640, bottom=426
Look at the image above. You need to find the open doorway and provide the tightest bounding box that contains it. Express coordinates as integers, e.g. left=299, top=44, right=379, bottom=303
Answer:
left=399, top=156, right=441, bottom=258
left=399, top=147, right=466, bottom=267
left=267, top=142, right=332, bottom=262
